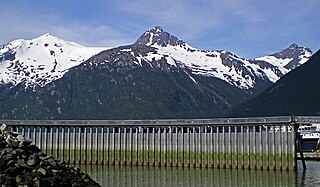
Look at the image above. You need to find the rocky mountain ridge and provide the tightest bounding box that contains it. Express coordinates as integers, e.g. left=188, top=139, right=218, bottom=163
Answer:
left=226, top=49, right=320, bottom=117
left=0, top=26, right=314, bottom=119
left=0, top=26, right=313, bottom=90
left=0, top=33, right=108, bottom=89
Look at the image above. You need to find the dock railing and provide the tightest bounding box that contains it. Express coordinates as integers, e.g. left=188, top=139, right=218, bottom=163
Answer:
left=1, top=116, right=299, bottom=170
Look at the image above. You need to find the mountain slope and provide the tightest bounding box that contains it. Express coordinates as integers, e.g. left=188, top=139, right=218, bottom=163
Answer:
left=0, top=33, right=108, bottom=89
left=254, top=43, right=312, bottom=82
left=227, top=49, right=320, bottom=117
left=133, top=26, right=312, bottom=89
left=0, top=27, right=314, bottom=119
left=0, top=45, right=251, bottom=119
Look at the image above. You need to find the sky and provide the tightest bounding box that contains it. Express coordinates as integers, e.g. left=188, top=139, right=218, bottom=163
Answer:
left=0, top=0, right=319, bottom=58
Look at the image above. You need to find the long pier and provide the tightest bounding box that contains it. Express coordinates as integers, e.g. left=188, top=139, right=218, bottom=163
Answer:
left=1, top=116, right=315, bottom=171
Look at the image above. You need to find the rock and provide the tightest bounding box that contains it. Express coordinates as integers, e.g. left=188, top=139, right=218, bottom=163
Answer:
left=0, top=158, right=5, bottom=169
left=52, top=169, right=61, bottom=176
left=15, top=175, right=23, bottom=184
left=16, top=159, right=28, bottom=167
left=0, top=128, right=101, bottom=187
left=17, top=135, right=24, bottom=142
left=23, top=173, right=34, bottom=185
left=48, top=158, right=57, bottom=167
left=37, top=168, right=46, bottom=176
left=0, top=174, right=6, bottom=185
left=8, top=131, right=20, bottom=137
left=7, top=160, right=16, bottom=167
left=27, top=158, right=36, bottom=166
left=28, top=145, right=41, bottom=154
left=0, top=124, right=6, bottom=131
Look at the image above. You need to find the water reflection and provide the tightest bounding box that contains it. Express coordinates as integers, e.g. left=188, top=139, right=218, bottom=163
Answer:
left=296, top=161, right=320, bottom=187
left=77, top=164, right=298, bottom=187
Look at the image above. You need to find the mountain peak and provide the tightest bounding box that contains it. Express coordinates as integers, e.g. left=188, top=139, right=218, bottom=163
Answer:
left=36, top=33, right=57, bottom=39
left=289, top=43, right=298, bottom=48
left=134, top=26, right=186, bottom=47
left=42, top=33, right=55, bottom=37
left=270, top=43, right=312, bottom=60
left=148, top=26, right=164, bottom=34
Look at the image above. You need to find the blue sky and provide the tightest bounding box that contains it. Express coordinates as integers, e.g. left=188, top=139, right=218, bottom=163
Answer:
left=0, top=0, right=319, bottom=58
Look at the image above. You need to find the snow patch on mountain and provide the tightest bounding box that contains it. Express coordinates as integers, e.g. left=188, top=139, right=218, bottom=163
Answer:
left=255, top=44, right=313, bottom=76
left=0, top=33, right=108, bottom=89
left=133, top=27, right=313, bottom=88
left=0, top=27, right=313, bottom=91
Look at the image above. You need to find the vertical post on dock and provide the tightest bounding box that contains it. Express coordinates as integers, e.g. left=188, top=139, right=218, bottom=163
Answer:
left=228, top=126, right=231, bottom=169
left=33, top=127, right=37, bottom=148
left=123, top=127, right=127, bottom=166
left=240, top=126, right=244, bottom=169
left=78, top=127, right=82, bottom=164
left=147, top=127, right=150, bottom=166
left=62, top=127, right=65, bottom=162
left=196, top=126, right=200, bottom=167
left=101, top=127, right=105, bottom=165
left=211, top=126, right=214, bottom=168
left=107, top=127, right=110, bottom=165
left=141, top=127, right=144, bottom=166
left=136, top=127, right=139, bottom=166
left=278, top=125, right=283, bottom=170
left=90, top=127, right=93, bottom=165
left=118, top=127, right=121, bottom=165
left=192, top=126, right=196, bottom=167
left=176, top=126, right=179, bottom=167
left=73, top=127, right=76, bottom=164
left=234, top=126, right=238, bottom=169
left=187, top=127, right=190, bottom=167
left=216, top=126, right=220, bottom=168
left=113, top=127, right=116, bottom=165
left=259, top=126, right=262, bottom=170
left=96, top=127, right=99, bottom=165
left=39, top=127, right=43, bottom=151
left=182, top=126, right=185, bottom=167
left=67, top=127, right=71, bottom=164
left=170, top=126, right=173, bottom=167
left=153, top=127, right=156, bottom=166
left=221, top=126, right=225, bottom=168
left=79, top=127, right=85, bottom=164
left=44, top=127, right=48, bottom=156
left=165, top=127, right=168, bottom=167
left=56, top=127, right=59, bottom=160
left=265, top=125, right=269, bottom=170
left=128, top=127, right=131, bottom=166
left=272, top=125, right=276, bottom=170
left=252, top=125, right=256, bottom=170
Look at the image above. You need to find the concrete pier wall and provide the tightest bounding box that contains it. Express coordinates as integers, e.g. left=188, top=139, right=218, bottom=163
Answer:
left=1, top=117, right=297, bottom=170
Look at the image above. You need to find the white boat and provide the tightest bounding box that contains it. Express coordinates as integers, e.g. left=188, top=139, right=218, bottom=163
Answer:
left=298, top=125, right=320, bottom=152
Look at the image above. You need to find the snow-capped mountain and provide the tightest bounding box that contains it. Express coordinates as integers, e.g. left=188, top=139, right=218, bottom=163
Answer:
left=0, top=33, right=108, bottom=89
left=228, top=49, right=320, bottom=117
left=254, top=43, right=313, bottom=82
left=0, top=27, right=312, bottom=90
left=131, top=26, right=313, bottom=89
left=0, top=26, right=314, bottom=120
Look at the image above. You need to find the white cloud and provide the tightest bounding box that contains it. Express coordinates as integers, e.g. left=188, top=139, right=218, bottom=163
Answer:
left=0, top=0, right=318, bottom=58
left=116, top=0, right=221, bottom=40
left=50, top=23, right=132, bottom=48
left=0, top=6, right=131, bottom=48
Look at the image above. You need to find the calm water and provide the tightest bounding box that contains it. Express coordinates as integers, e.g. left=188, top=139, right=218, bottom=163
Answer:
left=76, top=161, right=320, bottom=187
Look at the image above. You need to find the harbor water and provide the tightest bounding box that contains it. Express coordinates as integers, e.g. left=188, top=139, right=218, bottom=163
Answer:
left=76, top=161, right=320, bottom=186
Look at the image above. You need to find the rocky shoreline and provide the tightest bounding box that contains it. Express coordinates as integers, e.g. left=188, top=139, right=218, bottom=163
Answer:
left=0, top=124, right=101, bottom=187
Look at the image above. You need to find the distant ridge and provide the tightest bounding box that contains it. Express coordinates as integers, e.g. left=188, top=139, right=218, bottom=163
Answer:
left=226, top=49, right=320, bottom=117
